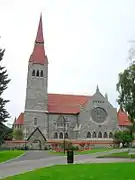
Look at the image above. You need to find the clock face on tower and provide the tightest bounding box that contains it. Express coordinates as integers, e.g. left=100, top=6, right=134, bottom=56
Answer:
left=91, top=107, right=107, bottom=123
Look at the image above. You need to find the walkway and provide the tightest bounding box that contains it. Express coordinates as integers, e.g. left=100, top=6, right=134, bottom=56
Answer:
left=0, top=148, right=133, bottom=179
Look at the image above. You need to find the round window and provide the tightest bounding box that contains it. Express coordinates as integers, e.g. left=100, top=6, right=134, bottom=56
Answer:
left=91, top=107, right=107, bottom=123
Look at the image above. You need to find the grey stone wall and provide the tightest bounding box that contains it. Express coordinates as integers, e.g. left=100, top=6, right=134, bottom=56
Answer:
left=25, top=63, right=48, bottom=111
left=24, top=62, right=48, bottom=138
left=78, top=90, right=119, bottom=140
left=22, top=59, right=121, bottom=143
left=47, top=114, right=78, bottom=140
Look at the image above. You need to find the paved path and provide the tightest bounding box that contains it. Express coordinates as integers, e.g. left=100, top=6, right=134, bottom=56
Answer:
left=0, top=148, right=133, bottom=179
left=10, top=150, right=57, bottom=162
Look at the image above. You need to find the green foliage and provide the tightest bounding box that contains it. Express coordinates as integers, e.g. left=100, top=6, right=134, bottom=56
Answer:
left=0, top=49, right=10, bottom=124
left=60, top=140, right=76, bottom=150
left=4, top=130, right=13, bottom=140
left=0, top=125, right=12, bottom=145
left=13, top=129, right=23, bottom=140
left=114, top=130, right=134, bottom=146
left=117, top=63, right=135, bottom=122
left=0, top=48, right=10, bottom=143
left=70, top=145, right=79, bottom=151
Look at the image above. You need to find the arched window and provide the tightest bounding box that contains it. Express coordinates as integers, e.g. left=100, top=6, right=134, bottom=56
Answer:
left=59, top=132, right=63, bottom=139
left=86, top=132, right=91, bottom=138
left=34, top=118, right=37, bottom=126
left=109, top=132, right=113, bottom=138
left=98, top=132, right=102, bottom=138
left=92, top=131, right=97, bottom=138
left=32, top=70, right=35, bottom=76
left=65, top=132, right=68, bottom=139
left=40, top=70, right=43, bottom=77
left=54, top=132, right=58, bottom=139
left=103, top=132, right=108, bottom=138
left=36, top=70, right=39, bottom=76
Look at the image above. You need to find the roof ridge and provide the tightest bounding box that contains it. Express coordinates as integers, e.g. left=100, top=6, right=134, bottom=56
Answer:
left=48, top=93, right=91, bottom=97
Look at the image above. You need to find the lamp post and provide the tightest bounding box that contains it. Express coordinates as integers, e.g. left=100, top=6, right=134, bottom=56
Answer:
left=63, top=116, right=66, bottom=154
left=24, top=137, right=27, bottom=150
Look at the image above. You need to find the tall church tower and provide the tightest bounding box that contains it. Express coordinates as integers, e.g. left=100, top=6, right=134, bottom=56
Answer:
left=24, top=14, right=48, bottom=138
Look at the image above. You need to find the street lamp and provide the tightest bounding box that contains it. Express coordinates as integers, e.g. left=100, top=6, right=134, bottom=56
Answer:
left=63, top=116, right=66, bottom=154
left=24, top=137, right=27, bottom=150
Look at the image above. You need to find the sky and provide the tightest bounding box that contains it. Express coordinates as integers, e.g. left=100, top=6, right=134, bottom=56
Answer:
left=0, top=0, right=134, bottom=125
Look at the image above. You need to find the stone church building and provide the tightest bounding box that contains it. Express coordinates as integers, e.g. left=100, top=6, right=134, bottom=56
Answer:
left=13, top=15, right=131, bottom=148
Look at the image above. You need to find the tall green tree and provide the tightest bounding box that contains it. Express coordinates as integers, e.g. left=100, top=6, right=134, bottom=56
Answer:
left=117, top=63, right=135, bottom=134
left=114, top=130, right=134, bottom=147
left=13, top=129, right=23, bottom=140
left=0, top=48, right=10, bottom=140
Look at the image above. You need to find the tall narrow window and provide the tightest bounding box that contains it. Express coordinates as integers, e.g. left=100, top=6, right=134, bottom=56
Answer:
left=109, top=132, right=113, bottom=138
left=40, top=70, right=43, bottom=77
left=98, top=132, right=102, bottom=138
left=86, top=132, right=91, bottom=138
left=32, top=70, right=35, bottom=76
left=92, top=131, right=96, bottom=138
left=34, top=118, right=37, bottom=126
left=65, top=132, right=68, bottom=139
left=54, top=132, right=58, bottom=139
left=59, top=132, right=63, bottom=139
left=103, top=132, right=108, bottom=138
left=36, top=70, right=39, bottom=76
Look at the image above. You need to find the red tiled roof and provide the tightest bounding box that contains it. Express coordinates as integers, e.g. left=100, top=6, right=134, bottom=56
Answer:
left=14, top=113, right=24, bottom=125
left=14, top=94, right=90, bottom=125
left=29, top=45, right=48, bottom=65
left=117, top=109, right=132, bottom=126
left=29, top=14, right=48, bottom=65
left=48, top=94, right=90, bottom=114
left=35, top=14, right=44, bottom=43
left=15, top=95, right=132, bottom=127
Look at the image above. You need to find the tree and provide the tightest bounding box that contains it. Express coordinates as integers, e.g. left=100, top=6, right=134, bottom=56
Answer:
left=114, top=130, right=134, bottom=147
left=0, top=125, right=12, bottom=146
left=13, top=129, right=23, bottom=140
left=4, top=128, right=13, bottom=140
left=0, top=48, right=10, bottom=128
left=117, top=63, right=135, bottom=135
left=0, top=48, right=10, bottom=145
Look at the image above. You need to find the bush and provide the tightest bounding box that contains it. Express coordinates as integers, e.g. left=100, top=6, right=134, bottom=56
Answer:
left=70, top=145, right=79, bottom=151
left=114, top=130, right=134, bottom=147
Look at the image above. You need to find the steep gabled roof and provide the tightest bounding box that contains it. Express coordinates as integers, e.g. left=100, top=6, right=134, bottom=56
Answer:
left=27, top=127, right=46, bottom=141
left=29, top=14, right=48, bottom=65
left=48, top=93, right=91, bottom=114
left=14, top=113, right=24, bottom=125
left=15, top=95, right=132, bottom=127
left=117, top=108, right=132, bottom=126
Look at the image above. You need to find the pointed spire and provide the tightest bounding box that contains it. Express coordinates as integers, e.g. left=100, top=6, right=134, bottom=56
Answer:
left=96, top=84, right=99, bottom=92
left=35, top=13, right=44, bottom=43
left=29, top=13, right=48, bottom=65
left=105, top=93, right=108, bottom=100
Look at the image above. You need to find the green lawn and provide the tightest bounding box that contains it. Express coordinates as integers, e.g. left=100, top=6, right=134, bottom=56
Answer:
left=50, top=148, right=114, bottom=156
left=0, top=150, right=24, bottom=163
left=3, top=163, right=135, bottom=180
left=98, top=151, right=135, bottom=158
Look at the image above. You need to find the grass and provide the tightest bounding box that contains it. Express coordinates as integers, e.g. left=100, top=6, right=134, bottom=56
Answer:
left=50, top=148, right=114, bottom=156
left=98, top=151, right=135, bottom=158
left=3, top=163, right=135, bottom=180
left=0, top=150, right=24, bottom=163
